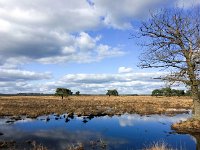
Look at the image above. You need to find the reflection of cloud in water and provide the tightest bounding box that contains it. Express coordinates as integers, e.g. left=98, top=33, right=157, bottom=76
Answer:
left=0, top=118, right=9, bottom=125
left=190, top=135, right=197, bottom=144
left=0, top=118, right=34, bottom=125
left=0, top=122, right=127, bottom=150
left=119, top=113, right=190, bottom=127
left=16, top=118, right=34, bottom=123
left=119, top=115, right=135, bottom=127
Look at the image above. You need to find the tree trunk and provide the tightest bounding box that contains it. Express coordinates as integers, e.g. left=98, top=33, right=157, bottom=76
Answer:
left=193, top=99, right=200, bottom=120
left=191, top=84, right=200, bottom=120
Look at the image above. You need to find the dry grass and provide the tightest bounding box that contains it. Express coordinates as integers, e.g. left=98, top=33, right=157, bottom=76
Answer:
left=67, top=142, right=84, bottom=150
left=0, top=96, right=193, bottom=118
left=172, top=119, right=200, bottom=133
left=0, top=140, right=48, bottom=150
left=144, top=142, right=175, bottom=150
left=32, top=141, right=48, bottom=150
left=0, top=140, right=16, bottom=149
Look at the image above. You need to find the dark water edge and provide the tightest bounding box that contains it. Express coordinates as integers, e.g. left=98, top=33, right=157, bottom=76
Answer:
left=0, top=112, right=197, bottom=150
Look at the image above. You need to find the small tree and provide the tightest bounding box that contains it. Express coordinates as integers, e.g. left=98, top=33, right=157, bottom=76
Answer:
left=75, top=91, right=80, bottom=96
left=106, top=89, right=119, bottom=96
left=55, top=88, right=72, bottom=99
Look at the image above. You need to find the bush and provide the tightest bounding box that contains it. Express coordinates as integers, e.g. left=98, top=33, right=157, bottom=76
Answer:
left=106, top=89, right=119, bottom=96
left=75, top=91, right=80, bottom=96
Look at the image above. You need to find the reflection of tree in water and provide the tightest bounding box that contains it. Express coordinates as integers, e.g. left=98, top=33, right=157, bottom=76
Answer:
left=87, top=114, right=94, bottom=120
left=82, top=115, right=95, bottom=123
left=192, top=134, right=200, bottom=150
left=82, top=119, right=88, bottom=123
left=44, top=114, right=96, bottom=124
left=65, top=117, right=70, bottom=123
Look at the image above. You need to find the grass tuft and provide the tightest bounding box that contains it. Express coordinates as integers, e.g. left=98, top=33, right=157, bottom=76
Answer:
left=144, top=141, right=175, bottom=150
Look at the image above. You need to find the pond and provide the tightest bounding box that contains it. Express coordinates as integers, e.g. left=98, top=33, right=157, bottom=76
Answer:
left=0, top=112, right=198, bottom=150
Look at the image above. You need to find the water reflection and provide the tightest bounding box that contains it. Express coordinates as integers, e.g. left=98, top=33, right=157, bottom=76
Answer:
left=0, top=123, right=126, bottom=149
left=0, top=113, right=197, bottom=150
left=118, top=114, right=190, bottom=127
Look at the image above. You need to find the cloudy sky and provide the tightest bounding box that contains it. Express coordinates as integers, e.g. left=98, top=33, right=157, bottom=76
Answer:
left=0, top=0, right=199, bottom=94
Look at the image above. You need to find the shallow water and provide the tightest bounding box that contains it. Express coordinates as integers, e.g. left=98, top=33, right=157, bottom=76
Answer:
left=0, top=113, right=197, bottom=150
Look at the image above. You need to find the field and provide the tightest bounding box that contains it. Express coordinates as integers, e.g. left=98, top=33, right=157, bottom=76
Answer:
left=0, top=95, right=193, bottom=118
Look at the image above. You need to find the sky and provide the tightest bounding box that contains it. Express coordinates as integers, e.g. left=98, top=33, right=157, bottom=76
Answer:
left=0, top=0, right=200, bottom=94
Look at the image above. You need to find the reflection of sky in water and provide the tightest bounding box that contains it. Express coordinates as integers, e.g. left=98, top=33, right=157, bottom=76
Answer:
left=0, top=113, right=197, bottom=150
left=118, top=113, right=190, bottom=127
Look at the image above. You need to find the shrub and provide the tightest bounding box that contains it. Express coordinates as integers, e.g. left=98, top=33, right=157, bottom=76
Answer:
left=106, top=89, right=119, bottom=96
left=75, top=91, right=80, bottom=96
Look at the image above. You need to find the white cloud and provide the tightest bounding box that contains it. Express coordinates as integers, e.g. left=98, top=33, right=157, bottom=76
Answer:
left=0, top=0, right=99, bottom=32
left=93, top=0, right=174, bottom=29
left=0, top=71, right=168, bottom=94
left=0, top=0, right=199, bottom=68
left=0, top=69, right=52, bottom=81
left=0, top=69, right=52, bottom=93
left=0, top=68, right=187, bottom=95
left=96, top=45, right=125, bottom=60
left=34, top=72, right=167, bottom=94
left=0, top=0, right=125, bottom=67
left=177, top=0, right=200, bottom=8
left=0, top=29, right=125, bottom=66
left=118, top=67, right=133, bottom=73
left=76, top=32, right=99, bottom=51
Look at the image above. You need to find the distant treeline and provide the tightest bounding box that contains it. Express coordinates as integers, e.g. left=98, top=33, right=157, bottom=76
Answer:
left=17, top=93, right=54, bottom=96
left=0, top=93, right=141, bottom=97
left=0, top=93, right=54, bottom=96
left=151, top=87, right=191, bottom=96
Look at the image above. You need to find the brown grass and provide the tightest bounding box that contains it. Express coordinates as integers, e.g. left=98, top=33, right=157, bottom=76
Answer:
left=0, top=140, right=16, bottom=149
left=32, top=141, right=48, bottom=150
left=144, top=142, right=175, bottom=150
left=172, top=118, right=200, bottom=133
left=0, top=96, right=193, bottom=118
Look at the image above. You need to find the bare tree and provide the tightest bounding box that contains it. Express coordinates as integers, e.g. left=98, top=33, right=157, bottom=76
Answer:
left=137, top=8, right=200, bottom=119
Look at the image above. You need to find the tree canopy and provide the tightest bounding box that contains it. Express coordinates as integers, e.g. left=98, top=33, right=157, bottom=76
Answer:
left=106, top=89, right=119, bottom=96
left=152, top=87, right=185, bottom=97
left=75, top=91, right=80, bottom=96
left=137, top=7, right=200, bottom=119
left=55, top=88, right=73, bottom=99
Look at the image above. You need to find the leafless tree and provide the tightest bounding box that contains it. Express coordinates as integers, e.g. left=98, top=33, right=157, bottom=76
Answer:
left=137, top=8, right=200, bottom=119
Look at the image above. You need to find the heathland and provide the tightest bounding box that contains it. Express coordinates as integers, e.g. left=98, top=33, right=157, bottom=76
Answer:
left=0, top=96, right=193, bottom=118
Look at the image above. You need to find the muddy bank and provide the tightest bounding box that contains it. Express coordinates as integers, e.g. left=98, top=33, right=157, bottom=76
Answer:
left=0, top=96, right=192, bottom=118
left=172, top=119, right=200, bottom=134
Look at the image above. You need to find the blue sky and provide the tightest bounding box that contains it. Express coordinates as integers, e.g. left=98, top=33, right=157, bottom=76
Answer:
left=0, top=0, right=199, bottom=94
